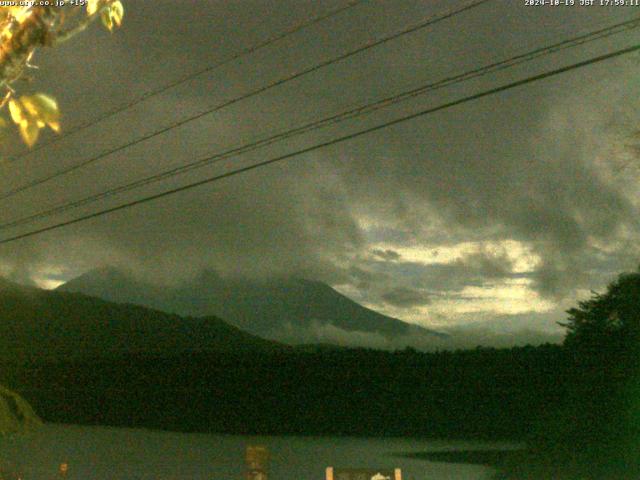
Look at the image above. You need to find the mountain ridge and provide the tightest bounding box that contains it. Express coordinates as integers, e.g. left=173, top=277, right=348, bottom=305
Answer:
left=0, top=277, right=283, bottom=361
left=57, top=267, right=447, bottom=347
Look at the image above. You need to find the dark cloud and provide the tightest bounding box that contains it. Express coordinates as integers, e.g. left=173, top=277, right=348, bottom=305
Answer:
left=450, top=251, right=515, bottom=280
left=381, top=286, right=431, bottom=308
left=0, top=0, right=638, bottom=337
left=371, top=248, right=401, bottom=261
left=344, top=250, right=520, bottom=304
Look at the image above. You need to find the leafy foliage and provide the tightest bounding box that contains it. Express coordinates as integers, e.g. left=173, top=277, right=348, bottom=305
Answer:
left=502, top=268, right=640, bottom=479
left=0, top=1, right=124, bottom=147
left=563, top=269, right=640, bottom=352
left=99, top=1, right=124, bottom=32
left=8, top=93, right=59, bottom=146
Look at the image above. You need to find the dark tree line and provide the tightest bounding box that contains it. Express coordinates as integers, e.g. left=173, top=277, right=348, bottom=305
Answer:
left=1, top=343, right=569, bottom=440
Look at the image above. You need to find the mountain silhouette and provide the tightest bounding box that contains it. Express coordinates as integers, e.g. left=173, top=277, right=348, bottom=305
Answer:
left=0, top=277, right=281, bottom=361
left=58, top=268, right=446, bottom=346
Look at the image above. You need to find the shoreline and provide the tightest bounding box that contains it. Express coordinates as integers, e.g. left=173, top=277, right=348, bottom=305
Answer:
left=395, top=449, right=526, bottom=467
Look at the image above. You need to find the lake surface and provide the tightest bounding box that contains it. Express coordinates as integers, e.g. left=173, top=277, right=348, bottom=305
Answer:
left=0, top=424, right=517, bottom=479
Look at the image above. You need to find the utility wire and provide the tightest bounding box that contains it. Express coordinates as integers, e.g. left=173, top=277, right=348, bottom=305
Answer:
left=3, top=0, right=367, bottom=165
left=1, top=42, right=638, bottom=246
left=0, top=0, right=491, bottom=201
left=1, top=16, right=639, bottom=231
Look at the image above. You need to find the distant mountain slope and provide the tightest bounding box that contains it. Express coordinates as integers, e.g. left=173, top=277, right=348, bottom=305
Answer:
left=58, top=268, right=446, bottom=346
left=0, top=278, right=282, bottom=362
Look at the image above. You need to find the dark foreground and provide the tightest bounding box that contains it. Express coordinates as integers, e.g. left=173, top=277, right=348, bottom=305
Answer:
left=2, top=342, right=637, bottom=479
left=1, top=345, right=567, bottom=439
left=0, top=424, right=498, bottom=480
left=397, top=449, right=523, bottom=468
left=400, top=448, right=640, bottom=480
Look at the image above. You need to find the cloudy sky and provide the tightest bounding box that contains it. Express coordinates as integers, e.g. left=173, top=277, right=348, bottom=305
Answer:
left=1, top=0, right=640, bottom=343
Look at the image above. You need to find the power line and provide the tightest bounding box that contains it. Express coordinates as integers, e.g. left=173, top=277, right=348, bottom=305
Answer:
left=3, top=0, right=367, bottom=165
left=1, top=16, right=638, bottom=231
left=1, top=42, right=638, bottom=246
left=0, top=0, right=491, bottom=201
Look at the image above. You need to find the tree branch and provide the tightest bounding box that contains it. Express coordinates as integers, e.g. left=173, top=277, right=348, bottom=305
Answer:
left=0, top=7, right=61, bottom=87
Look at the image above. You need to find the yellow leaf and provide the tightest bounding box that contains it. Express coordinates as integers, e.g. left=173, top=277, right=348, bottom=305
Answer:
left=19, top=121, right=39, bottom=147
left=111, top=1, right=124, bottom=27
left=87, top=0, right=100, bottom=16
left=2, top=6, right=32, bottom=24
left=8, top=94, right=61, bottom=146
left=101, top=1, right=124, bottom=32
left=19, top=97, right=39, bottom=117
left=21, top=94, right=60, bottom=125
left=100, top=8, right=113, bottom=31
left=8, top=99, right=24, bottom=125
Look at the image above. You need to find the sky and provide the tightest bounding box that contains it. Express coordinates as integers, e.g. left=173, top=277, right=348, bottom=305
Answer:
left=1, top=0, right=640, bottom=344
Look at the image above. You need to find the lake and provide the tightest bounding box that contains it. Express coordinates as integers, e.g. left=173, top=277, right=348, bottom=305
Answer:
left=0, top=424, right=518, bottom=479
